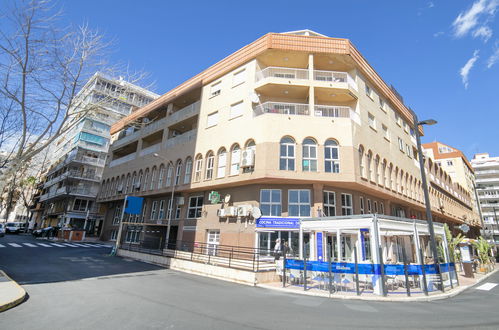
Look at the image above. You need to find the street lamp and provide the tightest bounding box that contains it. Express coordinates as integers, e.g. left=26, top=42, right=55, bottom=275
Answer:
left=154, top=153, right=177, bottom=250
left=411, top=112, right=445, bottom=292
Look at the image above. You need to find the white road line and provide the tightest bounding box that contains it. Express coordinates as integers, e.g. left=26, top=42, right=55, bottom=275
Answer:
left=8, top=243, right=22, bottom=247
left=476, top=283, right=498, bottom=291
left=0, top=244, right=5, bottom=248
left=37, top=243, right=53, bottom=247
left=23, top=243, right=38, bottom=247
left=61, top=243, right=78, bottom=247
left=50, top=243, right=66, bottom=247
left=95, top=244, right=112, bottom=248
left=71, top=243, right=91, bottom=248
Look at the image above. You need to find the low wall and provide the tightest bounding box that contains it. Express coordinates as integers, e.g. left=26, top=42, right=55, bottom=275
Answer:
left=117, top=249, right=278, bottom=286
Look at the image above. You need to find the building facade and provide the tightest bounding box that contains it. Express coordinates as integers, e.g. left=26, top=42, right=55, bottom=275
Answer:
left=36, top=72, right=158, bottom=234
left=472, top=153, right=499, bottom=242
left=97, top=30, right=478, bottom=251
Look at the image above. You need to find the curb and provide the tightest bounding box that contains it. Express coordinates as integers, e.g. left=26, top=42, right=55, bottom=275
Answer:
left=0, top=270, right=26, bottom=312
left=258, top=267, right=499, bottom=302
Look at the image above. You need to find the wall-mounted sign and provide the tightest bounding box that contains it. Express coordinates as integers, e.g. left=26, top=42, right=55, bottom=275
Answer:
left=208, top=191, right=220, bottom=204
left=256, top=217, right=300, bottom=229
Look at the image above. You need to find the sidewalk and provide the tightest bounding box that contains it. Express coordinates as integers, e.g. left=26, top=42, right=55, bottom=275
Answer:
left=0, top=270, right=26, bottom=312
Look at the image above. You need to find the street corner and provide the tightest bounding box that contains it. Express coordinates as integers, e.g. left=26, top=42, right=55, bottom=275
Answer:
left=0, top=270, right=27, bottom=312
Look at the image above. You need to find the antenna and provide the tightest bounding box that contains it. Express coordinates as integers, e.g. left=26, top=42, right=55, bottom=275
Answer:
left=224, top=194, right=231, bottom=203
left=252, top=206, right=262, bottom=220
left=250, top=92, right=260, bottom=104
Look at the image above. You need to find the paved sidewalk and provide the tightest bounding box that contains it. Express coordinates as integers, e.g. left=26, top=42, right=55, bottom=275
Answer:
left=0, top=270, right=26, bottom=312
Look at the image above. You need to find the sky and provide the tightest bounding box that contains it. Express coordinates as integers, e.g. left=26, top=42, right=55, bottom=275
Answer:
left=57, top=0, right=499, bottom=159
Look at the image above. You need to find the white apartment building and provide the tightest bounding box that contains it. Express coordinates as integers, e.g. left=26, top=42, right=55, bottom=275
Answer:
left=472, top=153, right=499, bottom=242
left=36, top=72, right=158, bottom=235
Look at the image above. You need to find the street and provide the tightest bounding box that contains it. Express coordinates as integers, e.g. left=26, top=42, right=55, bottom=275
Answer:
left=0, top=235, right=498, bottom=329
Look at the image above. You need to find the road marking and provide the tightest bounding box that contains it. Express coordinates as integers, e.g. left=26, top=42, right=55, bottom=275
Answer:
left=50, top=243, right=66, bottom=247
left=0, top=244, right=5, bottom=248
left=37, top=243, right=53, bottom=247
left=61, top=243, right=78, bottom=247
left=71, top=243, right=91, bottom=248
left=23, top=243, right=38, bottom=247
left=8, top=243, right=22, bottom=247
left=476, top=283, right=498, bottom=291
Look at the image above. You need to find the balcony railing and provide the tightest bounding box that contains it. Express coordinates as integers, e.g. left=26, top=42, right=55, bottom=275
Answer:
left=165, top=129, right=197, bottom=148
left=476, top=177, right=499, bottom=183
left=68, top=186, right=100, bottom=197
left=313, top=105, right=352, bottom=118
left=169, top=100, right=200, bottom=124
left=109, top=153, right=136, bottom=168
left=139, top=144, right=160, bottom=157
left=476, top=170, right=499, bottom=175
left=254, top=102, right=309, bottom=116
left=255, top=67, right=309, bottom=81
left=66, top=170, right=102, bottom=181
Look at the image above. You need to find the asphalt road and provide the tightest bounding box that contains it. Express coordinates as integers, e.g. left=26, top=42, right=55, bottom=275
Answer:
left=1, top=234, right=499, bottom=329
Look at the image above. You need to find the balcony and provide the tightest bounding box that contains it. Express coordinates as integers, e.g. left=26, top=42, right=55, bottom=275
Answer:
left=476, top=170, right=499, bottom=176
left=256, top=67, right=309, bottom=81
left=313, top=105, right=352, bottom=118
left=66, top=170, right=102, bottom=182
left=476, top=177, right=499, bottom=184
left=254, top=102, right=309, bottom=116
left=139, top=144, right=160, bottom=157
left=109, top=153, right=136, bottom=168
left=68, top=186, right=99, bottom=197
left=165, top=129, right=197, bottom=148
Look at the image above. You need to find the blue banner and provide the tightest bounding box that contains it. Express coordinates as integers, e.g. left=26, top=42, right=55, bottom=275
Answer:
left=124, top=196, right=143, bottom=215
left=285, top=259, right=454, bottom=276
left=316, top=232, right=323, bottom=261
left=256, top=217, right=299, bottom=229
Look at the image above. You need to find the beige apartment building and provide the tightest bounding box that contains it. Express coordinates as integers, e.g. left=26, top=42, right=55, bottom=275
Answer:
left=96, top=30, right=478, bottom=252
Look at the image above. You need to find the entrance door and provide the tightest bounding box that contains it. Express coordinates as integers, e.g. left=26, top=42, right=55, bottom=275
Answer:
left=207, top=230, right=220, bottom=256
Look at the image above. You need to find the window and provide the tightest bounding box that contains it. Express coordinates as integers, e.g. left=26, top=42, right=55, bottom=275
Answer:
left=110, top=230, right=118, bottom=241
left=150, top=168, right=157, bottom=190
left=230, top=101, right=244, bottom=119
left=232, top=69, right=246, bottom=87
left=341, top=193, right=353, bottom=215
left=359, top=197, right=365, bottom=214
left=260, top=189, right=281, bottom=216
left=404, top=122, right=409, bottom=133
left=184, top=158, right=192, bottom=184
left=324, top=139, right=339, bottom=173
left=175, top=161, right=182, bottom=185
left=288, top=189, right=311, bottom=217
left=365, top=84, right=372, bottom=98
left=382, top=160, right=388, bottom=187
left=230, top=145, right=240, bottom=175
left=323, top=191, right=336, bottom=216
left=73, top=199, right=92, bottom=211
left=367, top=151, right=373, bottom=181
left=279, top=137, right=295, bottom=171
left=398, top=138, right=404, bottom=152
left=394, top=111, right=402, bottom=126
left=243, top=140, right=256, bottom=173
left=142, top=170, right=149, bottom=191
left=380, top=202, right=385, bottom=215
left=367, top=199, right=372, bottom=213
left=206, top=111, right=219, bottom=128
left=158, top=165, right=165, bottom=189
left=137, top=171, right=143, bottom=190
left=112, top=205, right=122, bottom=225
left=216, top=149, right=227, bottom=178
left=166, top=164, right=173, bottom=186
left=382, top=124, right=389, bottom=140
left=125, top=175, right=131, bottom=194
left=205, top=152, right=214, bottom=180
left=78, top=132, right=108, bottom=146
left=447, top=160, right=454, bottom=166
left=158, top=200, right=165, bottom=220
left=210, top=81, right=221, bottom=97
left=194, top=155, right=203, bottom=182
left=302, top=138, right=317, bottom=172
left=187, top=196, right=203, bottom=218
left=375, top=156, right=380, bottom=184
left=379, top=98, right=386, bottom=111
left=368, top=113, right=376, bottom=129
left=406, top=144, right=412, bottom=158
left=150, top=201, right=158, bottom=220
left=359, top=146, right=365, bottom=177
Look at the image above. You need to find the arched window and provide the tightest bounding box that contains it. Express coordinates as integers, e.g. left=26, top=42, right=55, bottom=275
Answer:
left=158, top=164, right=165, bottom=188
left=184, top=157, right=192, bottom=184
left=366, top=151, right=373, bottom=181
left=175, top=160, right=182, bottom=185
left=142, top=168, right=149, bottom=191
left=375, top=155, right=380, bottom=184
left=125, top=174, right=131, bottom=193
left=118, top=175, right=125, bottom=194
left=382, top=160, right=388, bottom=187
left=205, top=151, right=214, bottom=180
left=302, top=138, right=317, bottom=172
left=137, top=170, right=144, bottom=191
left=388, top=164, right=393, bottom=189
left=324, top=139, right=339, bottom=173
left=394, top=168, right=399, bottom=192
left=131, top=172, right=137, bottom=192
left=194, top=154, right=203, bottom=182
left=217, top=148, right=227, bottom=178
left=359, top=146, right=365, bottom=177
left=230, top=144, right=241, bottom=175
left=166, top=163, right=173, bottom=186
left=279, top=137, right=295, bottom=171
left=243, top=140, right=256, bottom=173
left=108, top=179, right=114, bottom=197
left=150, top=167, right=157, bottom=190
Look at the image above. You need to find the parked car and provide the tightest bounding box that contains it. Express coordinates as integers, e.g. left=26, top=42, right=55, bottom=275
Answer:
left=32, top=226, right=57, bottom=238
left=5, top=222, right=26, bottom=234
left=0, top=223, right=5, bottom=237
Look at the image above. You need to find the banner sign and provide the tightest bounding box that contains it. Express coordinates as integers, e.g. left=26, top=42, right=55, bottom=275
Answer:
left=256, top=217, right=300, bottom=229
left=124, top=196, right=143, bottom=215
left=316, top=232, right=323, bottom=261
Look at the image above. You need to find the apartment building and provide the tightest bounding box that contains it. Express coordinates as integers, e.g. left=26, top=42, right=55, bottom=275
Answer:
left=472, top=153, right=499, bottom=242
left=97, top=30, right=478, bottom=252
left=423, top=142, right=480, bottom=226
left=36, top=72, right=158, bottom=234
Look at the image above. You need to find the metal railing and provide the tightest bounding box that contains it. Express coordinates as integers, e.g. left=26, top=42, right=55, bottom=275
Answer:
left=139, top=144, right=160, bottom=157
left=254, top=102, right=309, bottom=116
left=313, top=105, right=352, bottom=118
left=256, top=67, right=309, bottom=81
left=164, top=129, right=197, bottom=148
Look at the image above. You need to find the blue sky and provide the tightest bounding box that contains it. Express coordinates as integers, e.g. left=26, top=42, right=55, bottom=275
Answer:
left=59, top=0, right=499, bottom=159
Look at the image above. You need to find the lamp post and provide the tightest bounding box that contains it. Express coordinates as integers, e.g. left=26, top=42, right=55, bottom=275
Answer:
left=411, top=113, right=445, bottom=292
left=154, top=153, right=177, bottom=250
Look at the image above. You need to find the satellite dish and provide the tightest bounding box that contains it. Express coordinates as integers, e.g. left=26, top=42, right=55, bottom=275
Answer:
left=224, top=194, right=231, bottom=203
left=250, top=92, right=260, bottom=104
left=252, top=207, right=262, bottom=220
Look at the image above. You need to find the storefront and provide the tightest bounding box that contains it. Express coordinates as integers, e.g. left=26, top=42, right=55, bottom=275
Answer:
left=255, top=217, right=309, bottom=257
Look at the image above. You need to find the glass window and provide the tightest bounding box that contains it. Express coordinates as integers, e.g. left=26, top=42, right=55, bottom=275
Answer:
left=175, top=161, right=182, bottom=185
left=230, top=101, right=244, bottom=119
left=158, top=165, right=165, bottom=189
left=150, top=201, right=158, bottom=220
left=323, top=191, right=336, bottom=216
left=205, top=153, right=214, bottom=180
left=184, top=158, right=192, bottom=184
left=341, top=193, right=353, bottom=215
left=359, top=197, right=364, bottom=214
left=279, top=137, right=295, bottom=171
left=288, top=189, right=311, bottom=217
left=207, top=111, right=219, bottom=128
left=210, top=81, right=221, bottom=97
left=187, top=196, right=203, bottom=218
left=232, top=69, right=246, bottom=87
left=217, top=149, right=226, bottom=178
left=359, top=146, right=365, bottom=177
left=260, top=189, right=282, bottom=216
left=302, top=138, right=317, bottom=172
left=230, top=145, right=240, bottom=175
left=368, top=113, right=376, bottom=129
left=194, top=156, right=203, bottom=182
left=324, top=139, right=339, bottom=173
left=158, top=200, right=165, bottom=220
left=150, top=168, right=157, bottom=190
left=166, top=164, right=173, bottom=186
left=367, top=199, right=372, bottom=213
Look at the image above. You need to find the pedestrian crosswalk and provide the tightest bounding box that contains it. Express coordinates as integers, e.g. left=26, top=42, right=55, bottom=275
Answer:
left=0, top=242, right=111, bottom=249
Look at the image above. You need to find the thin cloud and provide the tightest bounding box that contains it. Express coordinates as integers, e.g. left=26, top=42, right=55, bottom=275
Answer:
left=452, top=0, right=499, bottom=40
left=460, top=50, right=480, bottom=88
left=433, top=31, right=444, bottom=37
left=428, top=2, right=435, bottom=9
left=487, top=42, right=499, bottom=68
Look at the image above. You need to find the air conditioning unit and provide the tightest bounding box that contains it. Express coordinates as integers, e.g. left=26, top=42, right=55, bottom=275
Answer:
left=176, top=197, right=185, bottom=205
left=240, top=149, right=255, bottom=168
left=237, top=205, right=251, bottom=217
left=226, top=206, right=238, bottom=217
left=217, top=209, right=226, bottom=217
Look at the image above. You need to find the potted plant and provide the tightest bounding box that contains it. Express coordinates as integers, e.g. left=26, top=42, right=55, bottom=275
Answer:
left=444, top=224, right=464, bottom=270
left=472, top=237, right=492, bottom=273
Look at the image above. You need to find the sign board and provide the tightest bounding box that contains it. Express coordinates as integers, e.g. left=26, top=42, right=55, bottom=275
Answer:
left=316, top=232, right=323, bottom=261
left=460, top=245, right=471, bottom=262
left=256, top=217, right=300, bottom=229
left=124, top=196, right=143, bottom=215
left=208, top=191, right=220, bottom=204
left=459, top=224, right=470, bottom=233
